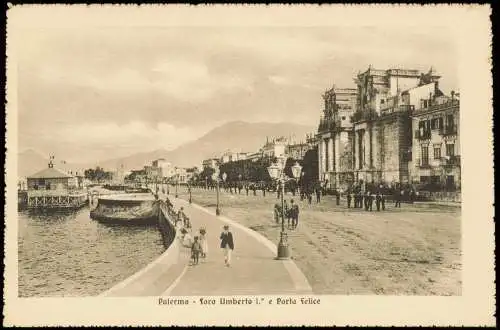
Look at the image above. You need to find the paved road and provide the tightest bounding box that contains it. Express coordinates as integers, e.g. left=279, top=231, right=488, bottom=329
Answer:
left=160, top=193, right=311, bottom=296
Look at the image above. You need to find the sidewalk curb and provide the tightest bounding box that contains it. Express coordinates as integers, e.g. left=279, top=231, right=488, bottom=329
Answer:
left=176, top=198, right=313, bottom=294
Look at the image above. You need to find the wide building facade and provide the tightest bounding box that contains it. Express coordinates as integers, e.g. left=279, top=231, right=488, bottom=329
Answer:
left=351, top=67, right=441, bottom=187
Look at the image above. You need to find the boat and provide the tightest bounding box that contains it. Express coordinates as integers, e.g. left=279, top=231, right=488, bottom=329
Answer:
left=90, top=194, right=159, bottom=225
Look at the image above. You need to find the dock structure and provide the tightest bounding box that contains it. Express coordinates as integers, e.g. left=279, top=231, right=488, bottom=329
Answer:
left=25, top=159, right=87, bottom=210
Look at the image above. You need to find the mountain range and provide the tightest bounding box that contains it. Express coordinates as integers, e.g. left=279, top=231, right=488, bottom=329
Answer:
left=17, top=121, right=316, bottom=177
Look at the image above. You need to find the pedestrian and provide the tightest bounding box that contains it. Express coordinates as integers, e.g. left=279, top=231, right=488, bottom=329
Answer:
left=191, top=236, right=202, bottom=265
left=220, top=225, right=234, bottom=267
left=347, top=192, right=352, bottom=208
left=245, top=185, right=249, bottom=196
left=307, top=192, right=313, bottom=205
left=238, top=184, right=242, bottom=194
left=381, top=193, right=386, bottom=210
left=199, top=227, right=208, bottom=258
left=375, top=192, right=381, bottom=211
left=178, top=207, right=185, bottom=225
left=283, top=200, right=290, bottom=226
left=286, top=199, right=293, bottom=228
left=184, top=216, right=192, bottom=231
left=336, top=191, right=341, bottom=206
left=395, top=190, right=402, bottom=208
left=182, top=228, right=193, bottom=248
left=315, top=187, right=321, bottom=203
left=364, top=191, right=369, bottom=211
left=368, top=192, right=373, bottom=211
left=252, top=185, right=257, bottom=196
left=274, top=202, right=281, bottom=223
left=291, top=199, right=299, bottom=229
left=262, top=185, right=266, bottom=197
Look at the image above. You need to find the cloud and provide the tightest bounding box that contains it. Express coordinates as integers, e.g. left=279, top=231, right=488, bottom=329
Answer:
left=15, top=26, right=458, bottom=163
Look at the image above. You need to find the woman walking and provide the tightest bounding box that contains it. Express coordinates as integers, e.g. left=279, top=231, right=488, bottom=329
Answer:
left=199, top=227, right=209, bottom=258
left=219, top=225, right=234, bottom=267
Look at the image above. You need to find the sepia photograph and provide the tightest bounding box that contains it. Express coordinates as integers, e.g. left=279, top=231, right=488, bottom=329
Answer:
left=4, top=4, right=494, bottom=327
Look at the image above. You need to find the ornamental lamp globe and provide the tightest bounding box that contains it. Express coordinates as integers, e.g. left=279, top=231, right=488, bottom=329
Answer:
left=267, top=162, right=281, bottom=180
left=291, top=162, right=302, bottom=179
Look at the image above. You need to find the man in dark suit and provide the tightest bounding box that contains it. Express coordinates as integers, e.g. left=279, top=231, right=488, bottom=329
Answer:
left=347, top=192, right=352, bottom=208
left=220, top=225, right=234, bottom=267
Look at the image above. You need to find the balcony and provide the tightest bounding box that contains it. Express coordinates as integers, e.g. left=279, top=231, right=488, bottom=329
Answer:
left=417, top=159, right=431, bottom=168
left=351, top=110, right=379, bottom=123
left=441, top=155, right=461, bottom=167
left=415, top=130, right=431, bottom=140
left=439, top=125, right=458, bottom=136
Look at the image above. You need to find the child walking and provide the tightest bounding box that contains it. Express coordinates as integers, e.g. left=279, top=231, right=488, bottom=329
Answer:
left=191, top=236, right=202, bottom=265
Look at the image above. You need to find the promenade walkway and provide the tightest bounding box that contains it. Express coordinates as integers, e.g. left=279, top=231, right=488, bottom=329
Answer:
left=160, top=193, right=312, bottom=296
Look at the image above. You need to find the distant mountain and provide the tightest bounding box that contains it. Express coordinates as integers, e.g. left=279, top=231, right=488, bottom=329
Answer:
left=96, top=121, right=316, bottom=170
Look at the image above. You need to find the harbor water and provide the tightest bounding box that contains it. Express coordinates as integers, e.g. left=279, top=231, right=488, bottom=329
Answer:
left=18, top=206, right=164, bottom=297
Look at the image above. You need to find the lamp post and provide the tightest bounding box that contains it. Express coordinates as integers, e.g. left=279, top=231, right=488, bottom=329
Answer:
left=268, top=160, right=302, bottom=260
left=212, top=170, right=221, bottom=216
left=188, top=182, right=192, bottom=204
left=175, top=175, right=179, bottom=198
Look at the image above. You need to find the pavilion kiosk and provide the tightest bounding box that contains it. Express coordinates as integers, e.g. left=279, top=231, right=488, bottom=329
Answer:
left=26, top=160, right=87, bottom=210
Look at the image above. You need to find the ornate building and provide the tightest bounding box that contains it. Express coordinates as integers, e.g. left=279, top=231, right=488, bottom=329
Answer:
left=410, top=92, right=460, bottom=190
left=316, top=85, right=357, bottom=190
left=351, top=66, right=442, bottom=186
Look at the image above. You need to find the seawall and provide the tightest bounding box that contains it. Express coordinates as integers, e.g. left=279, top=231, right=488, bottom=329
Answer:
left=99, top=200, right=183, bottom=297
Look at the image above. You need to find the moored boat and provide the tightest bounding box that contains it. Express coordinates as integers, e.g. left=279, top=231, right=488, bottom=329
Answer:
left=89, top=194, right=159, bottom=225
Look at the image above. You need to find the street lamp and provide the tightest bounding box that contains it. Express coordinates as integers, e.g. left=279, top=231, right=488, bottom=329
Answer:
left=267, top=161, right=288, bottom=260
left=175, top=174, right=179, bottom=198
left=212, top=170, right=221, bottom=216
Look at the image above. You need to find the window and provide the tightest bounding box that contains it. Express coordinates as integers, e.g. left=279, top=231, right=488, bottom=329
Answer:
left=433, top=147, right=441, bottom=159
left=446, top=143, right=455, bottom=156
left=421, top=146, right=429, bottom=166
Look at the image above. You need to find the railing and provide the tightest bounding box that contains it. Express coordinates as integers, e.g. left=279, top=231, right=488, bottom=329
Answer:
left=441, top=155, right=461, bottom=167
left=351, top=110, right=379, bottom=123
left=414, top=99, right=460, bottom=113
left=415, top=130, right=431, bottom=140
left=417, top=159, right=431, bottom=168
left=439, top=126, right=458, bottom=136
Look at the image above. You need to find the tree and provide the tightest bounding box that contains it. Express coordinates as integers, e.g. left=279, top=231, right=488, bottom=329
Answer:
left=301, top=147, right=318, bottom=191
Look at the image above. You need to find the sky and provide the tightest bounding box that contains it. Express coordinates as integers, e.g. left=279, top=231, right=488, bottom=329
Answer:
left=15, top=22, right=458, bottom=164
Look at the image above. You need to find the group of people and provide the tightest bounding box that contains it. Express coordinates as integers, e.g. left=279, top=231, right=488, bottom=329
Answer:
left=164, top=197, right=235, bottom=267
left=346, top=191, right=386, bottom=211
left=274, top=199, right=300, bottom=229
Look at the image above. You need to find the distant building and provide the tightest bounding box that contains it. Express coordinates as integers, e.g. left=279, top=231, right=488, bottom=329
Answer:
left=262, top=137, right=287, bottom=159
left=246, top=151, right=264, bottom=162
left=220, top=150, right=247, bottom=164
left=174, top=167, right=188, bottom=184
left=409, top=93, right=460, bottom=190
left=286, top=142, right=312, bottom=160
left=202, top=158, right=220, bottom=169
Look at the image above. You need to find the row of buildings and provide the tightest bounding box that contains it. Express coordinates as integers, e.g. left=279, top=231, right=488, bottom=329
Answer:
left=316, top=66, right=460, bottom=191
left=202, top=135, right=317, bottom=172
left=126, top=158, right=199, bottom=185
